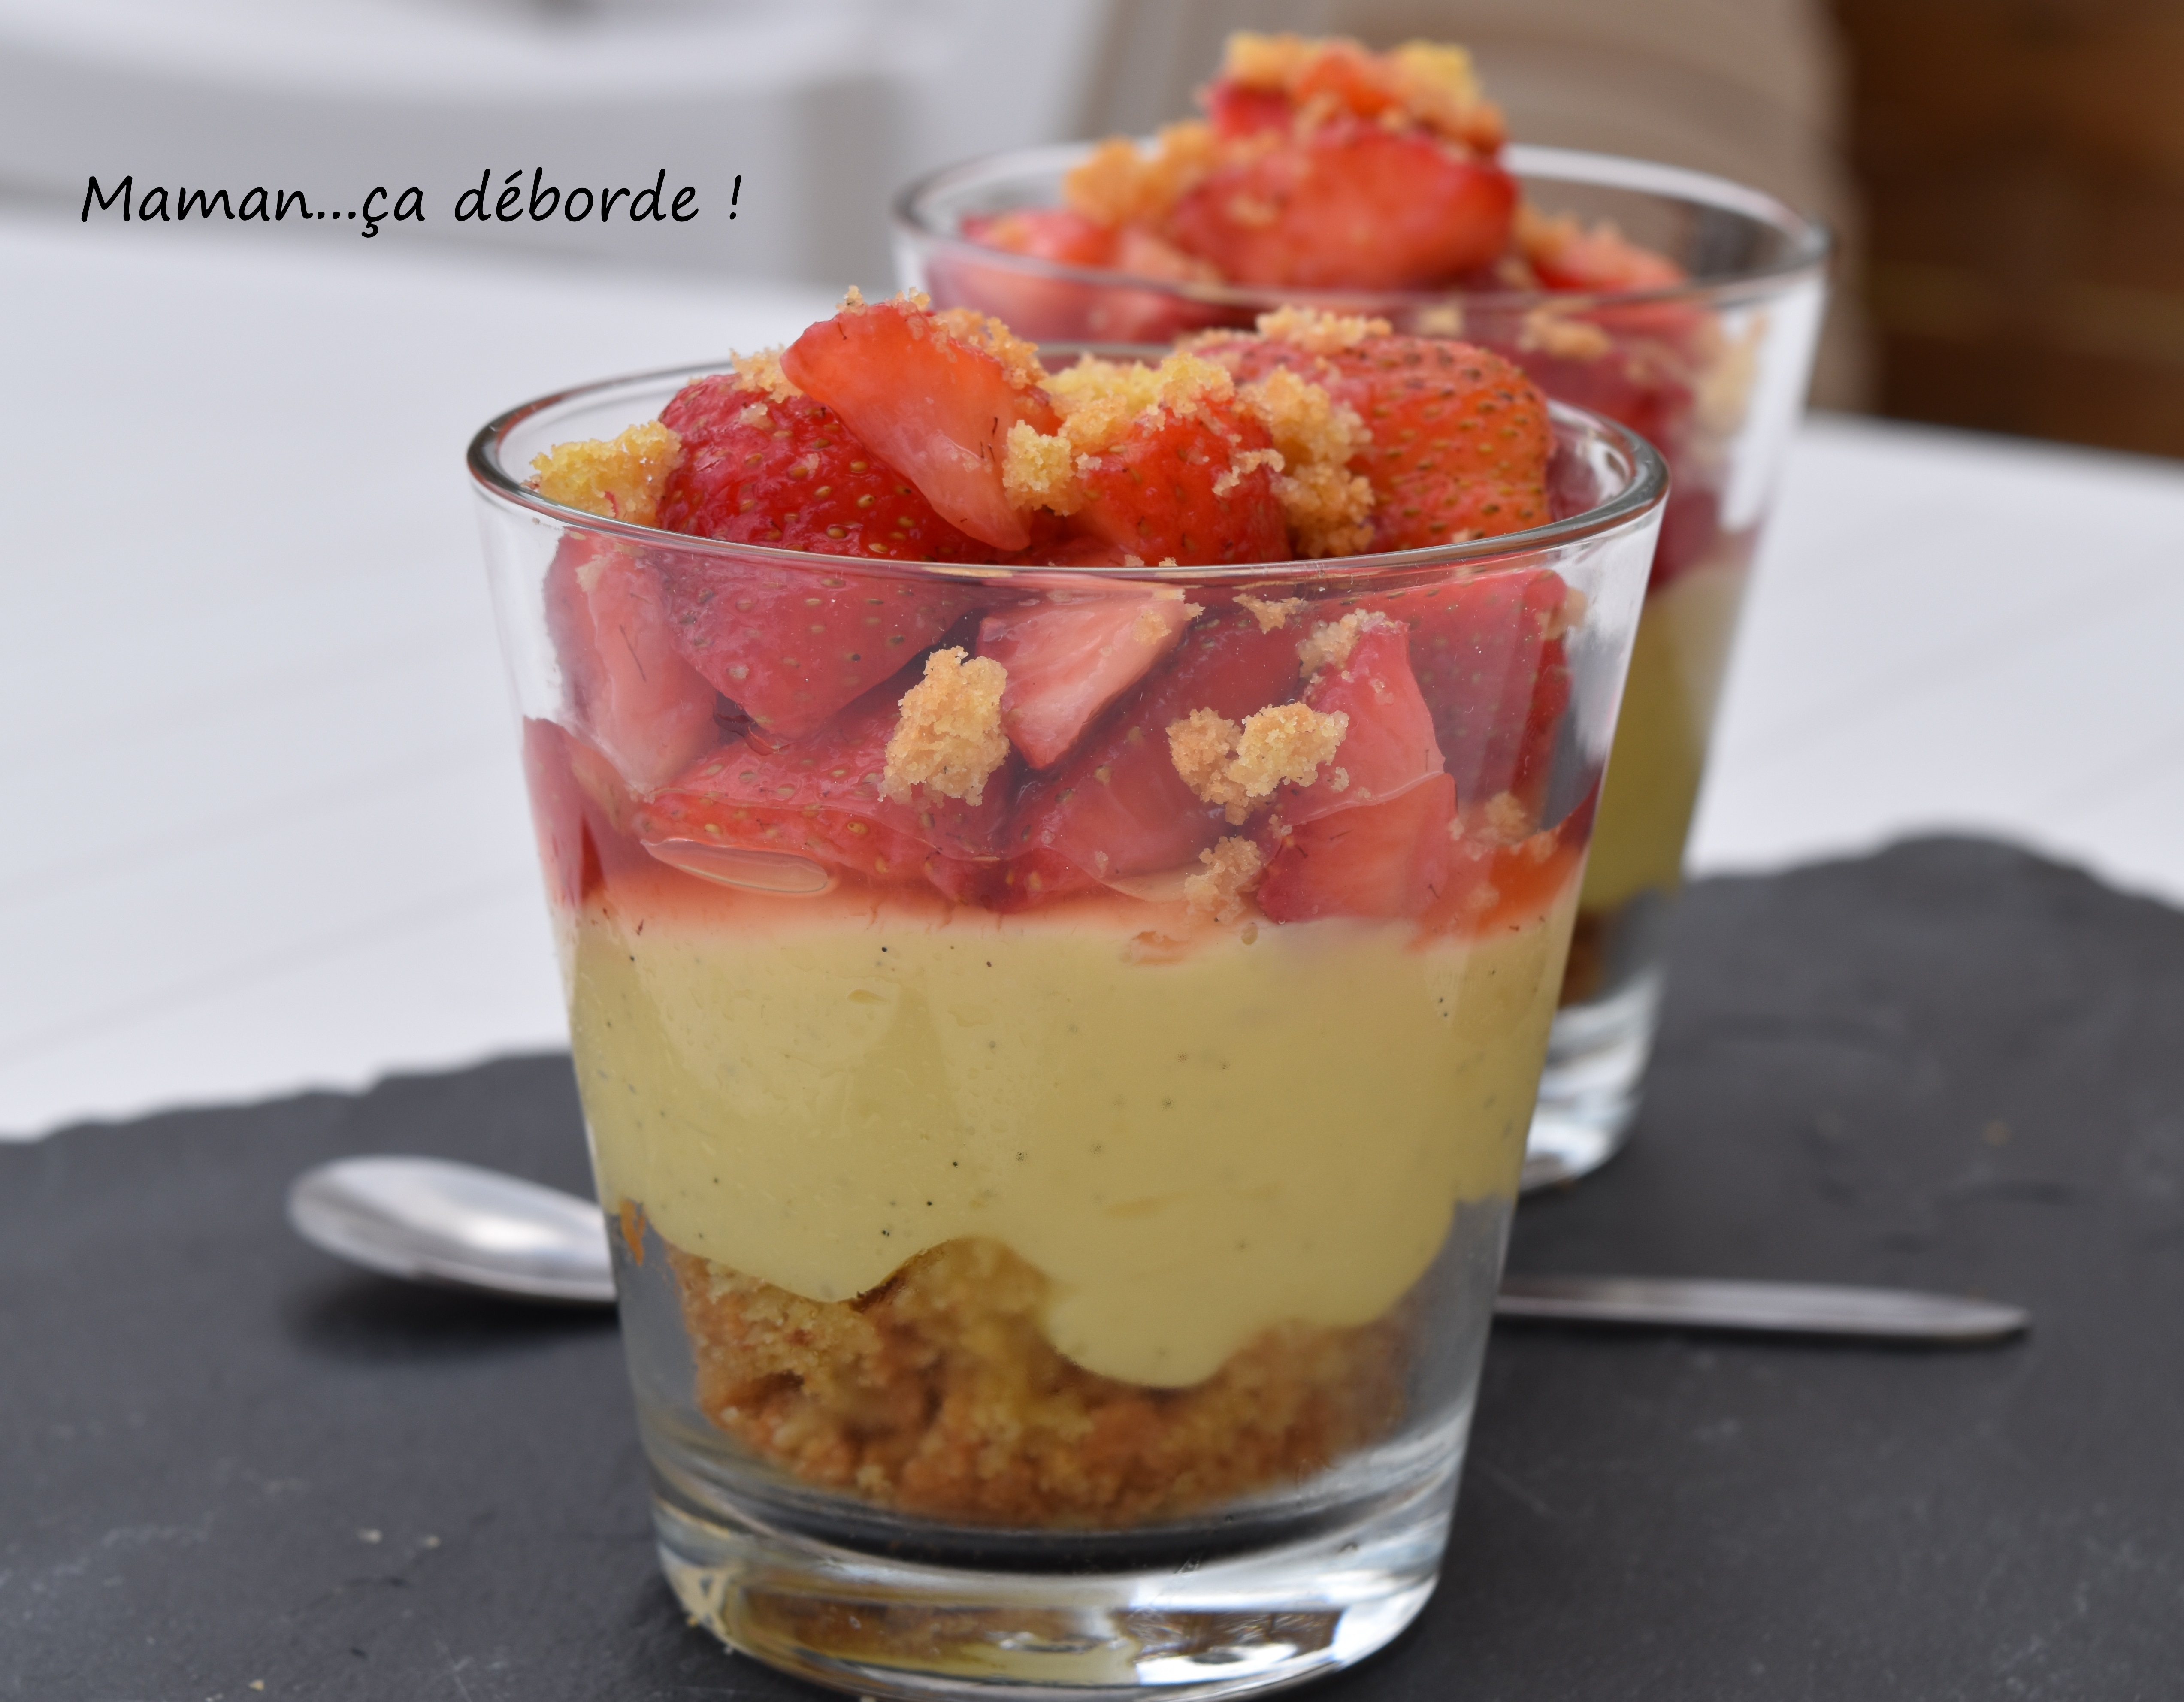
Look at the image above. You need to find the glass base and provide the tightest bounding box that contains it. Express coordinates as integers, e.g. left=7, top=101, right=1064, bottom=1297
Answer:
left=650, top=1465, right=1458, bottom=1700
left=1522, top=967, right=1662, bottom=1191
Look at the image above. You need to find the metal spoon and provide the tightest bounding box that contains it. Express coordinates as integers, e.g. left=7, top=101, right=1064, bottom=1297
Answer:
left=287, top=1156, right=2030, bottom=1344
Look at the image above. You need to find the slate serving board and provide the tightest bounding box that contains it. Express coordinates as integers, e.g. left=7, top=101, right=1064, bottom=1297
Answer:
left=6, top=838, right=2181, bottom=1702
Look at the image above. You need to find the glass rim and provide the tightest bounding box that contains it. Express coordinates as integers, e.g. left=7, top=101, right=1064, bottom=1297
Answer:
left=467, top=357, right=1668, bottom=586
left=893, top=139, right=1833, bottom=314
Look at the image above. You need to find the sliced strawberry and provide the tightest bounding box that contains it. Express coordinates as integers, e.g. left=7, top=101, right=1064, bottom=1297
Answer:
left=520, top=717, right=656, bottom=909
left=1204, top=79, right=1294, bottom=139
left=656, top=372, right=998, bottom=565
left=1527, top=218, right=1685, bottom=294
left=1281, top=617, right=1444, bottom=825
left=647, top=551, right=974, bottom=741
left=542, top=535, right=721, bottom=792
left=633, top=686, right=1012, bottom=901
left=1069, top=403, right=1289, bottom=568
left=781, top=297, right=1058, bottom=551
left=960, top=207, right=1117, bottom=269
left=1197, top=332, right=1552, bottom=549
left=1165, top=118, right=1515, bottom=290
left=1258, top=772, right=1456, bottom=923
left=1363, top=568, right=1570, bottom=811
left=1001, top=605, right=1299, bottom=903
left=977, top=588, right=1196, bottom=768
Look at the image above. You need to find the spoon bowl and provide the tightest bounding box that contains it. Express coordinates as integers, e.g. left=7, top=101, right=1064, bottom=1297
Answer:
left=288, top=1156, right=616, bottom=1304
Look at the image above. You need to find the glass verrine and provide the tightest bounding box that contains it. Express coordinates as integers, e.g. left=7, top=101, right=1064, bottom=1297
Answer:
left=897, top=143, right=1829, bottom=1187
left=470, top=368, right=1663, bottom=1700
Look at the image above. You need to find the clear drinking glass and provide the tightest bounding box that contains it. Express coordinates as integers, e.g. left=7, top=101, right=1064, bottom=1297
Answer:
left=896, top=143, right=1829, bottom=1187
left=469, top=368, right=1663, bottom=1699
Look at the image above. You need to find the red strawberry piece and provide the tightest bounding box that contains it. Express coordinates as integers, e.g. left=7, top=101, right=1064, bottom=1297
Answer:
left=1198, top=332, right=1552, bottom=549
left=1528, top=218, right=1685, bottom=294
left=1165, top=118, right=1515, bottom=290
left=1365, top=568, right=1571, bottom=811
left=1257, top=772, right=1456, bottom=923
left=542, top=534, right=721, bottom=792
left=1204, top=79, right=1295, bottom=139
left=1280, top=617, right=1445, bottom=826
left=633, top=686, right=1012, bottom=902
left=781, top=296, right=1058, bottom=551
left=647, top=549, right=975, bottom=741
left=1069, top=403, right=1289, bottom=568
left=961, top=207, right=1117, bottom=268
left=521, top=717, right=657, bottom=909
left=1001, top=605, right=1299, bottom=904
left=656, top=373, right=996, bottom=565
left=977, top=588, right=1197, bottom=768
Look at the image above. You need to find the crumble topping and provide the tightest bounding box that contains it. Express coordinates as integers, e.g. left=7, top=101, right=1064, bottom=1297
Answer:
left=671, top=1236, right=1408, bottom=1527
left=1295, top=608, right=1398, bottom=680
left=882, top=647, right=1010, bottom=805
left=1004, top=351, right=1246, bottom=514
left=1544, top=586, right=1590, bottom=642
left=1169, top=702, right=1349, bottom=823
left=730, top=346, right=802, bottom=404
left=1064, top=121, right=1221, bottom=228
left=1184, top=836, right=1265, bottom=922
left=1517, top=306, right=1612, bottom=363
left=1236, top=366, right=1375, bottom=556
left=934, top=305, right=1049, bottom=391
left=1254, top=304, right=1394, bottom=355
left=1472, top=789, right=1535, bottom=846
left=1236, top=593, right=1308, bottom=632
left=530, top=420, right=683, bottom=527
left=1134, top=599, right=1202, bottom=644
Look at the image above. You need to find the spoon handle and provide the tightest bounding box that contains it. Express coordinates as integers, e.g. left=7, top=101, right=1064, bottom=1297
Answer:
left=1494, top=1275, right=2029, bottom=1342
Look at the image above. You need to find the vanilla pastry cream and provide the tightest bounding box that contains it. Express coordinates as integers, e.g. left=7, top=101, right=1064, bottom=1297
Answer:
left=569, top=879, right=1576, bottom=1387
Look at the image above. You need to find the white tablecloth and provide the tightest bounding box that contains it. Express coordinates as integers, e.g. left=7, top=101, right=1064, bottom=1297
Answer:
left=6, top=213, right=2182, bottom=1138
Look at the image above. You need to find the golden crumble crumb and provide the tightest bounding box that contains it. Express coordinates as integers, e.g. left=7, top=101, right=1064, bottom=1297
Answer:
left=1481, top=790, right=1534, bottom=845
left=530, top=420, right=683, bottom=527
left=1254, top=304, right=1394, bottom=355
left=1046, top=351, right=1237, bottom=454
left=1295, top=608, right=1396, bottom=679
left=1386, top=41, right=1504, bottom=151
left=1184, top=836, right=1265, bottom=923
left=1213, top=446, right=1284, bottom=496
left=1002, top=420, right=1084, bottom=514
left=882, top=647, right=1010, bottom=805
left=1237, top=367, right=1374, bottom=557
left=1064, top=121, right=1220, bottom=227
left=1133, top=599, right=1201, bottom=644
left=1169, top=702, right=1349, bottom=824
left=1221, top=30, right=1316, bottom=89
left=1236, top=593, right=1307, bottom=632
left=1011, top=351, right=1251, bottom=514
left=731, top=346, right=802, bottom=404
left=670, top=1235, right=1408, bottom=1527
left=1544, top=586, right=1590, bottom=642
left=934, top=305, right=1049, bottom=392
left=1518, top=305, right=1612, bottom=362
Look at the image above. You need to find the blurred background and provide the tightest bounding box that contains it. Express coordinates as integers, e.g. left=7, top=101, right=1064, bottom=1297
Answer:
left=3, top=0, right=2177, bottom=456
left=6, top=0, right=2182, bottom=1134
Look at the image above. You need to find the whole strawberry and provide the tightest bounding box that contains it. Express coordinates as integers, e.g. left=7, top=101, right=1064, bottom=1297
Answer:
left=656, top=371, right=996, bottom=565
left=1200, top=326, right=1551, bottom=550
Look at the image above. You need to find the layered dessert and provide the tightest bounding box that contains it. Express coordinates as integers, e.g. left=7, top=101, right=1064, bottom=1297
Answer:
left=919, top=30, right=1785, bottom=1015
left=515, top=293, right=1619, bottom=1528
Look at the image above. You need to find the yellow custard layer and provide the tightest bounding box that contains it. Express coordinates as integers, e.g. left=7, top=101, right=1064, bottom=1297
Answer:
left=1579, top=559, right=1748, bottom=912
left=567, top=878, right=1577, bottom=1388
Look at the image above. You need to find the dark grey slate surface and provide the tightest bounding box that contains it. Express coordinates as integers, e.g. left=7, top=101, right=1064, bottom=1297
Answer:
left=6, top=838, right=2181, bottom=1701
